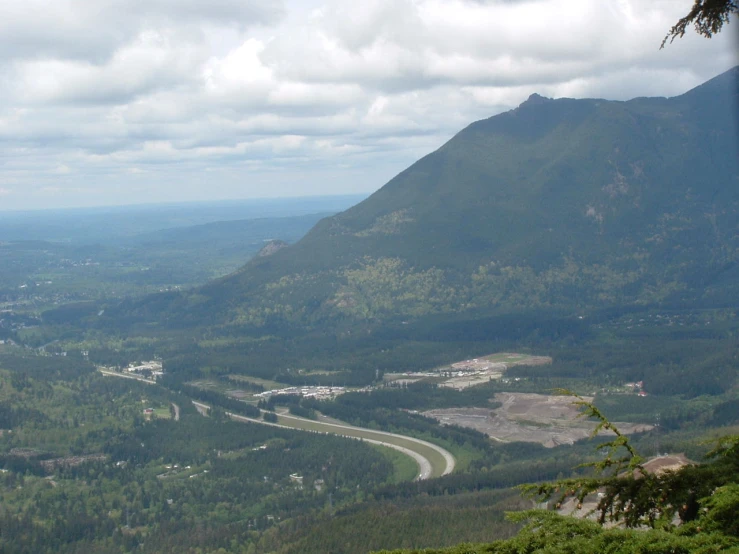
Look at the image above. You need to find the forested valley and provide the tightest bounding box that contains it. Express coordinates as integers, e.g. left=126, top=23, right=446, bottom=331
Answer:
left=0, top=64, right=737, bottom=553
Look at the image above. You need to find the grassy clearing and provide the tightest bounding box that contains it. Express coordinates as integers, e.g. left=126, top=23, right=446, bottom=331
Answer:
left=513, top=418, right=551, bottom=428
left=298, top=369, right=343, bottom=376
left=371, top=444, right=419, bottom=484
left=483, top=353, right=532, bottom=363
left=190, top=379, right=252, bottom=397
left=226, top=374, right=284, bottom=391
left=437, top=441, right=481, bottom=472
left=153, top=407, right=171, bottom=419
left=189, top=379, right=228, bottom=392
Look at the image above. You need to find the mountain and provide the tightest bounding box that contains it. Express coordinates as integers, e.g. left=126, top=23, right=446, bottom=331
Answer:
left=90, top=68, right=739, bottom=335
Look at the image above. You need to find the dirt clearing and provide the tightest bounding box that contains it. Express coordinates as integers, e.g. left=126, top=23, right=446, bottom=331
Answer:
left=424, top=392, right=652, bottom=448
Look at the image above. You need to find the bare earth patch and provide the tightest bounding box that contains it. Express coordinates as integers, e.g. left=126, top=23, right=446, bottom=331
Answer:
left=639, top=454, right=691, bottom=476
left=439, top=353, right=552, bottom=390
left=556, top=454, right=692, bottom=520
left=423, top=392, right=653, bottom=448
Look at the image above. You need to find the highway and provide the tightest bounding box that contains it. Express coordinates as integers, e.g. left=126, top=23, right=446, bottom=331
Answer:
left=99, top=368, right=156, bottom=384
left=96, top=369, right=455, bottom=481
left=226, top=409, right=456, bottom=480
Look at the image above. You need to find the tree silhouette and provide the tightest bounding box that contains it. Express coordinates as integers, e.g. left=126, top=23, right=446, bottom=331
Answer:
left=521, top=391, right=739, bottom=531
left=663, top=0, right=738, bottom=47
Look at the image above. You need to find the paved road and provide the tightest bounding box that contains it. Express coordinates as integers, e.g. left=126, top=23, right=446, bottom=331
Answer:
left=277, top=412, right=455, bottom=476
left=227, top=410, right=455, bottom=480
left=192, top=401, right=210, bottom=415
left=99, top=369, right=156, bottom=384
left=96, top=370, right=446, bottom=479
left=361, top=438, right=433, bottom=480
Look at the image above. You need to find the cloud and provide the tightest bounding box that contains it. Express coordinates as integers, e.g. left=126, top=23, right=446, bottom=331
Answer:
left=52, top=165, right=72, bottom=175
left=13, top=31, right=205, bottom=105
left=0, top=0, right=736, bottom=210
left=264, top=0, right=736, bottom=92
left=0, top=0, right=284, bottom=63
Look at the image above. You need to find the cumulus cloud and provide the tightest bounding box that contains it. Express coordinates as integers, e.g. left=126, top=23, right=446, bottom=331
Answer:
left=263, top=0, right=734, bottom=91
left=14, top=31, right=205, bottom=105
left=0, top=0, right=735, bottom=210
left=0, top=0, right=284, bottom=62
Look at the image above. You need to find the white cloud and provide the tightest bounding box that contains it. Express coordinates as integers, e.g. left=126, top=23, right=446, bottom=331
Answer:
left=0, top=0, right=735, bottom=210
left=52, top=165, right=72, bottom=175
left=0, top=0, right=284, bottom=62
left=13, top=30, right=206, bottom=106
left=264, top=0, right=736, bottom=91
left=202, top=38, right=275, bottom=100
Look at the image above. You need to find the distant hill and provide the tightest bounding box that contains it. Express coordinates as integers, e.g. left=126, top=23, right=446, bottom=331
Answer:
left=0, top=195, right=366, bottom=243
left=122, top=215, right=332, bottom=253
left=88, top=68, right=739, bottom=334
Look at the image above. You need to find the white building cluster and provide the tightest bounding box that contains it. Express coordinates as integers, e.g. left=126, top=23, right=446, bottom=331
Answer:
left=125, top=361, right=164, bottom=379
left=255, top=386, right=345, bottom=400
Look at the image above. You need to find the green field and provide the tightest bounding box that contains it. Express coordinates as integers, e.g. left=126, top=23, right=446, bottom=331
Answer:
left=370, top=444, right=419, bottom=484
left=189, top=379, right=253, bottom=398
left=153, top=407, right=172, bottom=419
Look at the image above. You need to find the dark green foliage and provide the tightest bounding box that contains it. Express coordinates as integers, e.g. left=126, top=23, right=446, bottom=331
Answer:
left=0, top=403, right=47, bottom=428
left=166, top=381, right=260, bottom=418
left=378, top=511, right=739, bottom=554
left=259, top=490, right=526, bottom=554
left=41, top=302, right=101, bottom=325
left=710, top=398, right=739, bottom=426
left=0, top=363, right=400, bottom=554
left=0, top=353, right=95, bottom=381
left=507, top=322, right=739, bottom=399
left=267, top=393, right=303, bottom=408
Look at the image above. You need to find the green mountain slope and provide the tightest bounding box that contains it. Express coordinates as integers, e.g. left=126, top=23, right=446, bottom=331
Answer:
left=101, top=67, right=739, bottom=331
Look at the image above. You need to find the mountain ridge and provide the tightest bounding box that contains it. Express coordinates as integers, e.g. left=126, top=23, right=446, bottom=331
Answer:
left=75, top=67, right=739, bottom=334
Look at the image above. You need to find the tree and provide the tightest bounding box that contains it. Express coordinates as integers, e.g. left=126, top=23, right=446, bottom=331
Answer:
left=379, top=396, right=739, bottom=553
left=662, top=0, right=738, bottom=47
left=521, top=393, right=739, bottom=530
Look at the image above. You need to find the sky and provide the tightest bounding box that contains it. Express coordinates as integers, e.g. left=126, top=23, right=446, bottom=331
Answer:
left=0, top=0, right=736, bottom=211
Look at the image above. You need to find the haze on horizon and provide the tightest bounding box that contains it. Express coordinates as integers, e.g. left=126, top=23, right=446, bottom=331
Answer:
left=0, top=0, right=736, bottom=211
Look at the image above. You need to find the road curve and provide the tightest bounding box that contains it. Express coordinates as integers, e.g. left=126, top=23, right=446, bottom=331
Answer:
left=278, top=412, right=456, bottom=476
left=360, top=438, right=433, bottom=480
left=227, top=412, right=433, bottom=480
left=227, top=410, right=455, bottom=480
left=98, top=371, right=449, bottom=480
